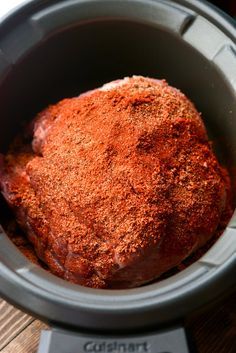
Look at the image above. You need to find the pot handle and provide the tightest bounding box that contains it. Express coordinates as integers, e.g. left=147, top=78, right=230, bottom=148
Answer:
left=37, top=325, right=195, bottom=353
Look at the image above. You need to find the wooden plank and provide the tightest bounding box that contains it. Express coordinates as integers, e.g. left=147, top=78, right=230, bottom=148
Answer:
left=0, top=299, right=34, bottom=350
left=189, top=291, right=236, bottom=353
left=1, top=320, right=47, bottom=353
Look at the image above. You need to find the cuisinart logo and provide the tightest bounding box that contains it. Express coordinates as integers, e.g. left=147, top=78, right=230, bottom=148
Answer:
left=83, top=341, right=150, bottom=353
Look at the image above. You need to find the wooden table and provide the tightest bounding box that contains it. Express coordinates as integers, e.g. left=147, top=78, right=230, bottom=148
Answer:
left=0, top=291, right=235, bottom=353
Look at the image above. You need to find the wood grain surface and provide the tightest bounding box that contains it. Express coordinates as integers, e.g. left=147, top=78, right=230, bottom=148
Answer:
left=0, top=300, right=33, bottom=351
left=0, top=291, right=236, bottom=352
left=189, top=290, right=236, bottom=353
left=1, top=320, right=48, bottom=353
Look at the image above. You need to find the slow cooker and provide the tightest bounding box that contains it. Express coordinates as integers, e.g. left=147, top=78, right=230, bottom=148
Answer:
left=0, top=1, right=236, bottom=352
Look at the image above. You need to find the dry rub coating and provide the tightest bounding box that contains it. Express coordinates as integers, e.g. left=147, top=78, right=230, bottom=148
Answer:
left=0, top=76, right=230, bottom=288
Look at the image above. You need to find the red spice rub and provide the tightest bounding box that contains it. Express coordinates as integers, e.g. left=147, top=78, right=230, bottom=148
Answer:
left=0, top=76, right=232, bottom=288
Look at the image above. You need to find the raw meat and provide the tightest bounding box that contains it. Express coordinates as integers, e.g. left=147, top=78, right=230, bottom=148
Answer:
left=0, top=76, right=230, bottom=288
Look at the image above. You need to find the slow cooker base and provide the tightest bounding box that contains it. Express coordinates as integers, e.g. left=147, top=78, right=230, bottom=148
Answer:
left=37, top=326, right=192, bottom=353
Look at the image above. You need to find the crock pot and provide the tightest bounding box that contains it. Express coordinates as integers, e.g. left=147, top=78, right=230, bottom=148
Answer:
left=0, top=1, right=236, bottom=352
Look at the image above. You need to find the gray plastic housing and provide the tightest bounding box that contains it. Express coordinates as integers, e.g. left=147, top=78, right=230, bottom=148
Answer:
left=0, top=0, right=235, bottom=333
left=37, top=326, right=191, bottom=353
